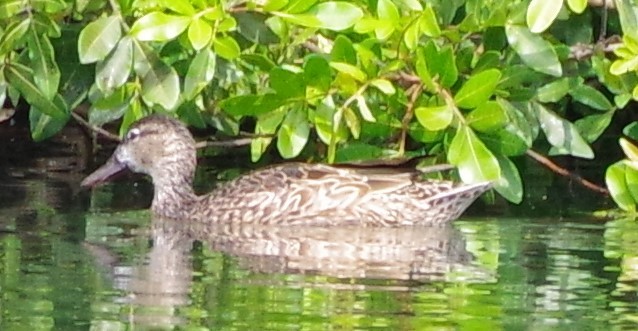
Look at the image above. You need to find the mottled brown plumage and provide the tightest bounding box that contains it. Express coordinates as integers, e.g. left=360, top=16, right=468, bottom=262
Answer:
left=82, top=115, right=492, bottom=226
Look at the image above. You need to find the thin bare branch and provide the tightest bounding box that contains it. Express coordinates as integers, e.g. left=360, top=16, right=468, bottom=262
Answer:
left=71, top=112, right=121, bottom=142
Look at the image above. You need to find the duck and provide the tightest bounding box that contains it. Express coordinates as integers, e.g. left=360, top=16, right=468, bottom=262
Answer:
left=81, top=115, right=492, bottom=226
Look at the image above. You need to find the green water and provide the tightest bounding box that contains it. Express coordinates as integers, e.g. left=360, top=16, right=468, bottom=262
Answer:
left=1, top=176, right=638, bottom=330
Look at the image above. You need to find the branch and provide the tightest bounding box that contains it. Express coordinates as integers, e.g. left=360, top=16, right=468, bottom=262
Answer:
left=398, top=82, right=422, bottom=155
left=71, top=112, right=121, bottom=142
left=526, top=149, right=609, bottom=195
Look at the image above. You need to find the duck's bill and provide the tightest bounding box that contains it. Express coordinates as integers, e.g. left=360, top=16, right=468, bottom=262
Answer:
left=81, top=156, right=127, bottom=188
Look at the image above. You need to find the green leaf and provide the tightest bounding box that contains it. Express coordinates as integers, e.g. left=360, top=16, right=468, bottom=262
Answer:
left=454, top=69, right=501, bottom=109
left=627, top=163, right=638, bottom=204
left=304, top=55, right=332, bottom=91
left=415, top=105, right=453, bottom=131
left=329, top=62, right=366, bottom=82
left=188, top=18, right=212, bottom=51
left=264, top=0, right=288, bottom=11
left=574, top=111, right=614, bottom=142
left=620, top=137, right=638, bottom=161
left=420, top=4, right=441, bottom=37
left=29, top=101, right=69, bottom=141
left=505, top=24, right=562, bottom=76
left=537, top=77, right=570, bottom=103
left=0, top=0, right=24, bottom=19
left=526, top=0, right=562, bottom=33
left=213, top=35, right=241, bottom=60
left=534, top=102, right=594, bottom=158
left=355, top=95, right=375, bottom=122
left=306, top=2, right=364, bottom=31
left=96, top=36, right=132, bottom=93
left=616, top=0, right=638, bottom=41
left=277, top=106, right=310, bottom=158
left=624, top=122, right=638, bottom=141
left=566, top=0, right=587, bottom=13
left=448, top=125, right=501, bottom=183
left=370, top=79, right=395, bottom=95
left=422, top=41, right=458, bottom=88
left=242, top=54, right=276, bottom=71
left=27, top=30, right=60, bottom=100
left=569, top=84, right=614, bottom=111
left=467, top=101, right=507, bottom=133
left=494, top=154, right=523, bottom=204
left=130, top=12, right=190, bottom=41
left=251, top=108, right=286, bottom=162
left=140, top=61, right=180, bottom=110
left=89, top=86, right=131, bottom=125
left=235, top=12, right=280, bottom=45
left=284, top=0, right=318, bottom=13
left=0, top=19, right=30, bottom=55
left=184, top=48, right=216, bottom=100
left=78, top=16, right=121, bottom=64
left=606, top=161, right=636, bottom=212
left=270, top=67, right=305, bottom=99
left=331, top=35, right=356, bottom=64
left=314, top=95, right=348, bottom=145
left=220, top=94, right=286, bottom=116
left=161, top=0, right=195, bottom=15
left=4, top=63, right=66, bottom=118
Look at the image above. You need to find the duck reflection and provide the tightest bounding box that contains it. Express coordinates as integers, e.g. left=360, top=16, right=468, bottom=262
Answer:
left=86, top=216, right=492, bottom=328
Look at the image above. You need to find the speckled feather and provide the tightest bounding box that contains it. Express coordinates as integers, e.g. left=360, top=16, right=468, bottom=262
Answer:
left=82, top=115, right=492, bottom=226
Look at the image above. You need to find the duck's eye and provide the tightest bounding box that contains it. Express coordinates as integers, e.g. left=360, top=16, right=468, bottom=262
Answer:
left=127, top=128, right=141, bottom=141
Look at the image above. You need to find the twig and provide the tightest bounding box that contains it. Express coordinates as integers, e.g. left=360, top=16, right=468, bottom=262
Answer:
left=71, top=112, right=121, bottom=142
left=398, top=82, right=422, bottom=155
left=526, top=149, right=609, bottom=195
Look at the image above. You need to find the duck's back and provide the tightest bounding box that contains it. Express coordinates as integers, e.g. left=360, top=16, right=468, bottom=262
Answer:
left=192, top=163, right=490, bottom=226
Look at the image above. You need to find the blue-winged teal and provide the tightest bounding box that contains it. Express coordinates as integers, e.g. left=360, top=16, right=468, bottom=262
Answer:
left=81, top=115, right=491, bottom=226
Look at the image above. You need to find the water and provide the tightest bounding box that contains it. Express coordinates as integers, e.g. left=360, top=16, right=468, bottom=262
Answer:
left=1, top=174, right=638, bottom=330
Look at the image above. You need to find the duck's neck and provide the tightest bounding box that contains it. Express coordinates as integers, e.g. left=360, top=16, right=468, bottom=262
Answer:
left=150, top=171, right=198, bottom=219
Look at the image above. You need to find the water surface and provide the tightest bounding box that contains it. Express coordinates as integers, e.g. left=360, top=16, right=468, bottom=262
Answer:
left=0, top=173, right=637, bottom=330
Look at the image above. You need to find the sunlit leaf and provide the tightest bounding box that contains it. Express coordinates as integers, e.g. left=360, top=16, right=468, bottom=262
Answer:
left=370, top=79, right=395, bottom=95
left=78, top=16, right=121, bottom=64
left=0, top=19, right=30, bottom=55
left=140, top=62, right=180, bottom=110
left=331, top=35, right=356, bottom=64
left=277, top=106, right=310, bottom=158
left=184, top=48, right=216, bottom=100
left=96, top=36, right=132, bottom=93
left=569, top=84, right=614, bottom=111
left=27, top=30, right=60, bottom=100
left=448, top=125, right=501, bottom=183
left=415, top=105, right=453, bottom=131
left=251, top=108, right=286, bottom=162
left=606, top=161, right=636, bottom=212
left=314, top=95, right=348, bottom=144
left=355, top=95, right=375, bottom=122
left=567, top=0, right=587, bottom=13
left=161, top=0, right=195, bottom=15
left=526, top=0, right=562, bottom=33
left=213, top=35, right=241, bottom=60
left=420, top=4, right=441, bottom=37
left=494, top=154, right=523, bottom=203
left=4, top=62, right=66, bottom=118
left=454, top=69, right=501, bottom=109
left=188, top=18, right=212, bottom=51
left=284, top=0, right=318, bottom=13
left=306, top=2, right=364, bottom=31
left=0, top=0, right=24, bottom=19
left=304, top=55, right=332, bottom=91
left=467, top=101, right=507, bottom=132
left=620, top=137, right=638, bottom=161
left=535, top=102, right=594, bottom=158
left=505, top=24, right=562, bottom=76
left=329, top=62, right=366, bottom=82
left=130, top=12, right=190, bottom=41
left=537, top=78, right=570, bottom=103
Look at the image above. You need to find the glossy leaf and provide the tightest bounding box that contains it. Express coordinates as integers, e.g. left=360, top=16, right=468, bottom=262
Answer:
left=27, top=30, right=60, bottom=100
left=574, top=111, right=614, bottom=143
left=569, top=84, right=614, bottom=111
left=161, top=0, right=195, bottom=15
left=29, top=101, right=69, bottom=141
left=535, top=102, right=594, bottom=158
left=307, top=2, right=364, bottom=31
left=89, top=86, right=131, bottom=125
left=420, top=5, right=441, bottom=37
left=370, top=79, right=395, bottom=95
left=505, top=24, right=562, bottom=77
left=270, top=67, right=305, bottom=99
left=220, top=94, right=286, bottom=116
left=235, top=12, right=280, bottom=45
left=329, top=62, right=366, bottom=82
left=130, top=12, right=190, bottom=41
left=526, top=0, right=562, bottom=33
left=0, top=19, right=30, bottom=55
left=494, top=154, right=523, bottom=203
left=78, top=16, right=121, bottom=64
left=566, top=0, right=587, bottom=13
left=616, top=0, right=638, bottom=40
left=213, top=36, right=241, bottom=60
left=0, top=0, right=24, bottom=19
left=537, top=78, right=570, bottom=103
left=620, top=137, right=638, bottom=161
left=251, top=108, right=286, bottom=162
left=454, top=69, right=501, bottom=109
left=415, top=105, right=453, bottom=131
left=284, top=0, right=318, bottom=13
left=304, top=55, right=332, bottom=91
left=331, top=35, right=356, bottom=64
left=4, top=63, right=66, bottom=118
left=277, top=106, right=310, bottom=158
left=184, top=48, right=216, bottom=100
left=140, top=62, right=180, bottom=110
left=355, top=95, right=375, bottom=122
left=422, top=41, right=458, bottom=88
left=467, top=101, right=507, bottom=133
left=448, top=125, right=501, bottom=183
left=96, top=36, right=132, bottom=93
left=314, top=95, right=347, bottom=144
left=188, top=18, right=212, bottom=51
left=606, top=161, right=636, bottom=212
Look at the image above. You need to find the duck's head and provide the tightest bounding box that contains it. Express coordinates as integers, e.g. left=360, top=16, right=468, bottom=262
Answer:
left=81, top=115, right=197, bottom=189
